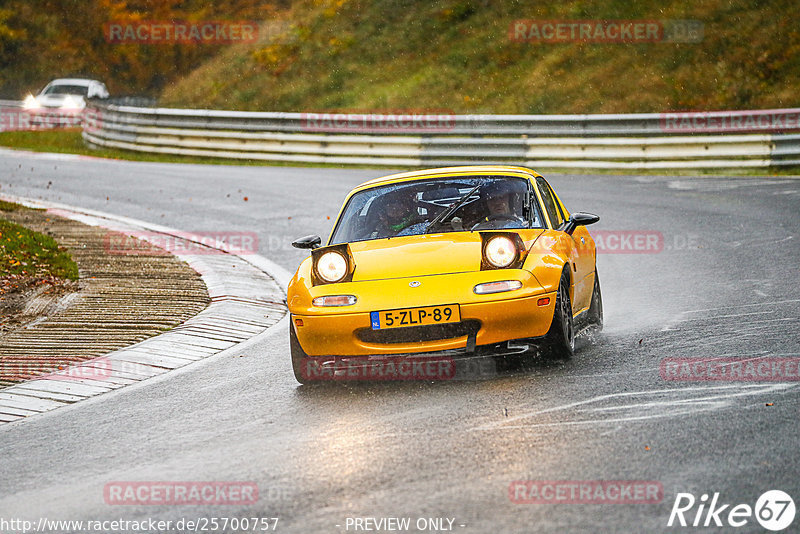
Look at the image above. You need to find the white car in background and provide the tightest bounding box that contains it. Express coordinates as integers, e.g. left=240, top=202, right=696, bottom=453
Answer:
left=24, top=78, right=109, bottom=111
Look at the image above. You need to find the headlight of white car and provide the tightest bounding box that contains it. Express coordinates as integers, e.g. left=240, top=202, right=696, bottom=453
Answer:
left=61, top=96, right=82, bottom=109
left=23, top=94, right=39, bottom=110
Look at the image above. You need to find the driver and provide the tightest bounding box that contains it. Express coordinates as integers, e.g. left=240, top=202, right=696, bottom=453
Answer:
left=371, top=188, right=418, bottom=238
left=472, top=180, right=524, bottom=229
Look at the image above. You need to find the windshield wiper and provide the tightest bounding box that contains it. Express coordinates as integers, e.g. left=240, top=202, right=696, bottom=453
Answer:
left=425, top=184, right=481, bottom=234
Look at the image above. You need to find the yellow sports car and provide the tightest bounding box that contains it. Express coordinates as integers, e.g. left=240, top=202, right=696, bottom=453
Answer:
left=288, top=165, right=602, bottom=383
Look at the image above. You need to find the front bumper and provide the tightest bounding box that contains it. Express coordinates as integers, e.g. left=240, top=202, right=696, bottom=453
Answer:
left=291, top=271, right=556, bottom=356
left=26, top=108, right=84, bottom=128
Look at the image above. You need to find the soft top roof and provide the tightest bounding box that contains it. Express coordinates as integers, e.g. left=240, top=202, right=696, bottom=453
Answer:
left=44, top=78, right=104, bottom=87
left=354, top=165, right=541, bottom=192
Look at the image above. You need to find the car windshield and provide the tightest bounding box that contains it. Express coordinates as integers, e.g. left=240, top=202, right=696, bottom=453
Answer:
left=329, top=176, right=542, bottom=244
left=42, top=84, right=89, bottom=96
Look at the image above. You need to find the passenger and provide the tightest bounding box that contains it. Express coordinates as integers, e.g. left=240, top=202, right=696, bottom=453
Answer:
left=371, top=189, right=418, bottom=237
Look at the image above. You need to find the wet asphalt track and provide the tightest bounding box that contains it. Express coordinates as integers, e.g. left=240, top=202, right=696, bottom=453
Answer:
left=1, top=149, right=799, bottom=533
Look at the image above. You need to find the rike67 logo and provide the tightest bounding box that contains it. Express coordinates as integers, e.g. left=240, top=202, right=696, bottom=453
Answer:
left=668, top=490, right=795, bottom=531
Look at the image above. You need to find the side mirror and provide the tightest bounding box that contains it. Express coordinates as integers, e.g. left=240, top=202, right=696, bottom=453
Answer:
left=563, top=212, right=599, bottom=235
left=292, top=235, right=322, bottom=249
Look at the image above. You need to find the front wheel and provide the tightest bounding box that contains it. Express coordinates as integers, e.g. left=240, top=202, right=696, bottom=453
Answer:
left=290, top=320, right=315, bottom=384
left=541, top=269, right=575, bottom=359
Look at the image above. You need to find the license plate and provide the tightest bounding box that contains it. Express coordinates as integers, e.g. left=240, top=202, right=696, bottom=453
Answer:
left=370, top=305, right=460, bottom=330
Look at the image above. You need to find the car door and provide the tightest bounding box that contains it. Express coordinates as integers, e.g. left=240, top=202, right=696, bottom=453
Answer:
left=535, top=176, right=594, bottom=314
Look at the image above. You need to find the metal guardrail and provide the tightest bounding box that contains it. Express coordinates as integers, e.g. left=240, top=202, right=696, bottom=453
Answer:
left=82, top=101, right=800, bottom=169
left=0, top=98, right=154, bottom=108
left=106, top=96, right=157, bottom=108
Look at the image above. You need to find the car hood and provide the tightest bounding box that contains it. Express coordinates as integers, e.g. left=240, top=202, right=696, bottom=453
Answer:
left=36, top=94, right=86, bottom=108
left=347, top=230, right=543, bottom=281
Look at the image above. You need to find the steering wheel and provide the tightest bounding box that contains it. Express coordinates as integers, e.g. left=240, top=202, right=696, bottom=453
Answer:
left=470, top=214, right=520, bottom=231
left=488, top=214, right=519, bottom=222
left=395, top=221, right=426, bottom=236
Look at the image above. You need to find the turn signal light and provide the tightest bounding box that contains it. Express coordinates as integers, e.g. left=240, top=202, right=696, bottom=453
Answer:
left=312, top=295, right=357, bottom=307
left=474, top=280, right=523, bottom=295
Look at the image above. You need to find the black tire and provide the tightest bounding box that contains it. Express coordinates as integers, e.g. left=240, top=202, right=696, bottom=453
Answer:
left=587, top=270, right=603, bottom=332
left=541, top=268, right=575, bottom=359
left=290, top=320, right=314, bottom=384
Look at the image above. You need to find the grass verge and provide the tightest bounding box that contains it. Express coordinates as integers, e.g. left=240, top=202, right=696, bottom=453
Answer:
left=0, top=202, right=78, bottom=281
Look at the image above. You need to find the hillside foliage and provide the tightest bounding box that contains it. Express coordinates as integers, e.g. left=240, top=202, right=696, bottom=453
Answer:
left=1, top=0, right=797, bottom=113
